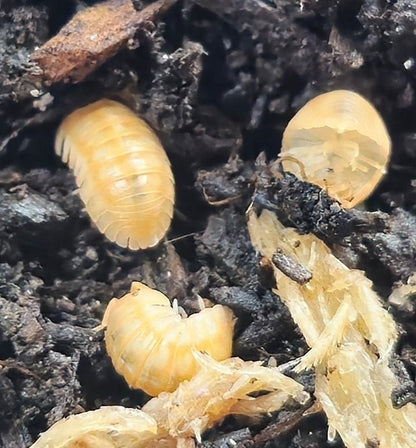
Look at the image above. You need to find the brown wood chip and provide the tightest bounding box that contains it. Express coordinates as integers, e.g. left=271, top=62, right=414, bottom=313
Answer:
left=31, top=0, right=177, bottom=84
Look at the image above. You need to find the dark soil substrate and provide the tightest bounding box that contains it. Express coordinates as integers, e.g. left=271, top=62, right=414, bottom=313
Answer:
left=1, top=1, right=416, bottom=447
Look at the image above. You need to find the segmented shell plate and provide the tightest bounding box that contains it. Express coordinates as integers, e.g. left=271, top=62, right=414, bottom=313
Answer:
left=30, top=406, right=157, bottom=448
left=281, top=90, right=391, bottom=208
left=102, top=282, right=235, bottom=396
left=55, top=99, right=175, bottom=249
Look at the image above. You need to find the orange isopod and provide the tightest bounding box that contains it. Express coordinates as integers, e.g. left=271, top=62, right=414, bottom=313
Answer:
left=55, top=99, right=175, bottom=250
left=102, top=282, right=236, bottom=396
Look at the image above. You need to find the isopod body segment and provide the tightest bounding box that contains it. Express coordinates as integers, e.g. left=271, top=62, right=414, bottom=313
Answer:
left=55, top=99, right=175, bottom=250
left=280, top=90, right=391, bottom=208
left=29, top=406, right=158, bottom=448
left=102, top=282, right=236, bottom=396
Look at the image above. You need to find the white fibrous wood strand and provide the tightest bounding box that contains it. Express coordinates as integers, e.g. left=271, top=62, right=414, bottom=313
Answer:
left=142, top=352, right=309, bottom=445
left=248, top=209, right=416, bottom=448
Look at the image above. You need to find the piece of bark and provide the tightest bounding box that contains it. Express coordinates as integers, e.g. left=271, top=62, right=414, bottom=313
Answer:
left=254, top=402, right=322, bottom=445
left=31, top=0, right=177, bottom=84
left=272, top=250, right=313, bottom=286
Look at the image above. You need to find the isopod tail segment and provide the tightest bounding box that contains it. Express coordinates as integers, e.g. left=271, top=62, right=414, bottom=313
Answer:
left=55, top=99, right=175, bottom=250
left=280, top=90, right=391, bottom=209
left=29, top=406, right=158, bottom=448
left=102, top=282, right=236, bottom=396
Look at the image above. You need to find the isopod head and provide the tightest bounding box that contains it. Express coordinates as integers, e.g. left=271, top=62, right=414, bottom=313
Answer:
left=55, top=99, right=175, bottom=250
left=102, top=282, right=235, bottom=396
left=280, top=90, right=391, bottom=208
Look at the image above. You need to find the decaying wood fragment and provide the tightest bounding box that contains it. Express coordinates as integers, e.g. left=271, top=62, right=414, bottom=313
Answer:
left=142, top=352, right=308, bottom=446
left=31, top=0, right=177, bottom=84
left=248, top=208, right=416, bottom=448
left=272, top=249, right=312, bottom=285
left=254, top=401, right=322, bottom=445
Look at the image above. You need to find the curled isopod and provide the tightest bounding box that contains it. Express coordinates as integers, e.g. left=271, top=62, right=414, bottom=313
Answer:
left=55, top=99, right=175, bottom=250
left=30, top=406, right=158, bottom=448
left=102, top=282, right=236, bottom=396
left=280, top=90, right=391, bottom=208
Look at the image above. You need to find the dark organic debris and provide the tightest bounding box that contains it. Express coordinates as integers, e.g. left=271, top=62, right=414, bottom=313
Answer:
left=252, top=157, right=416, bottom=283
left=0, top=265, right=96, bottom=448
left=210, top=286, right=275, bottom=316
left=195, top=208, right=259, bottom=288
left=0, top=187, right=69, bottom=249
left=1, top=0, right=416, bottom=447
left=196, top=156, right=254, bottom=208
left=272, top=250, right=313, bottom=286
left=210, top=285, right=306, bottom=360
left=199, top=427, right=253, bottom=447
left=0, top=4, right=48, bottom=107
left=254, top=401, right=323, bottom=446
left=252, top=155, right=360, bottom=241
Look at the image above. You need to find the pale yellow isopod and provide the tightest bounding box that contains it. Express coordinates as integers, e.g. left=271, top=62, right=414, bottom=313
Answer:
left=280, top=90, right=391, bottom=208
left=29, top=406, right=158, bottom=448
left=102, top=282, right=236, bottom=396
left=55, top=99, right=175, bottom=250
